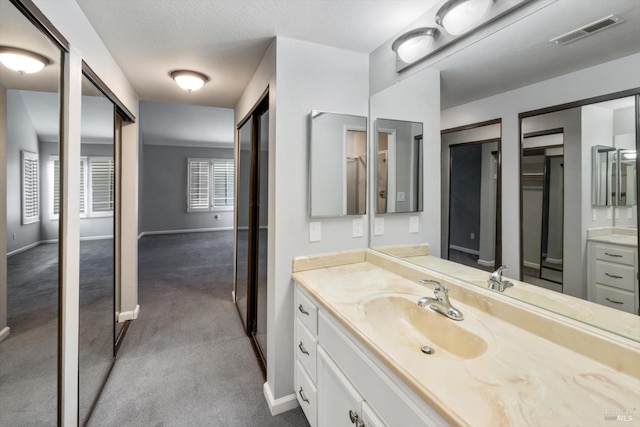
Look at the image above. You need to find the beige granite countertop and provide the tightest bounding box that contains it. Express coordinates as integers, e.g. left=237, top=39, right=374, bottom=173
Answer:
left=587, top=227, right=638, bottom=247
left=293, top=250, right=640, bottom=427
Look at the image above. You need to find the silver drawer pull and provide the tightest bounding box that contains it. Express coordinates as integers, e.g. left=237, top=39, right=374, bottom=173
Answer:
left=298, top=387, right=309, bottom=403
left=604, top=252, right=623, bottom=258
left=298, top=304, right=309, bottom=315
left=605, top=273, right=623, bottom=279
left=298, top=341, right=309, bottom=355
left=605, top=297, right=624, bottom=305
left=349, top=410, right=358, bottom=423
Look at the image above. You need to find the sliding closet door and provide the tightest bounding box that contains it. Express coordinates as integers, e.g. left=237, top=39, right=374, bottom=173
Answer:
left=234, top=95, right=268, bottom=375
left=0, top=2, right=63, bottom=424
left=235, top=119, right=252, bottom=330
left=78, top=74, right=116, bottom=425
left=254, top=109, right=269, bottom=363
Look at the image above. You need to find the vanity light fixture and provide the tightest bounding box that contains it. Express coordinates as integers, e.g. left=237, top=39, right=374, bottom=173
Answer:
left=391, top=27, right=439, bottom=64
left=170, top=70, right=209, bottom=92
left=435, top=0, right=494, bottom=36
left=0, top=46, right=51, bottom=74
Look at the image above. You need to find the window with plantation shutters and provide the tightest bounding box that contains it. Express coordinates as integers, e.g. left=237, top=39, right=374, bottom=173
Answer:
left=187, top=158, right=234, bottom=212
left=89, top=157, right=115, bottom=216
left=212, top=159, right=234, bottom=208
left=49, top=156, right=88, bottom=219
left=21, top=151, right=39, bottom=224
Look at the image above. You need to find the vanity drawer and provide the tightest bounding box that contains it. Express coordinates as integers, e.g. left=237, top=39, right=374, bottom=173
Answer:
left=296, top=360, right=317, bottom=427
left=595, top=245, right=635, bottom=266
left=296, top=318, right=318, bottom=383
left=296, top=288, right=318, bottom=336
left=595, top=261, right=635, bottom=292
left=594, top=284, right=636, bottom=314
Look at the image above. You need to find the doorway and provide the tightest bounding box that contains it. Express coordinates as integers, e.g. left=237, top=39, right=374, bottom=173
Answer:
left=233, top=94, right=269, bottom=376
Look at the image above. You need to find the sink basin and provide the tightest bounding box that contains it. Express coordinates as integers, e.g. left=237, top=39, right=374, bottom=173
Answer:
left=360, top=294, right=489, bottom=360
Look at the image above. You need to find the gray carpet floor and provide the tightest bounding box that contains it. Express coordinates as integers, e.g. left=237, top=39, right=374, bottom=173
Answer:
left=87, top=231, right=308, bottom=426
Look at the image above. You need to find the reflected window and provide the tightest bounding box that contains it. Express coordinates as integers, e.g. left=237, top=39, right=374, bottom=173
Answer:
left=21, top=151, right=39, bottom=224
left=89, top=157, right=115, bottom=215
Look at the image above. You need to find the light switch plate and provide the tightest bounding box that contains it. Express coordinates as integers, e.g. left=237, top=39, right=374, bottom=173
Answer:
left=352, top=218, right=363, bottom=238
left=309, top=222, right=321, bottom=242
left=374, top=217, right=384, bottom=236
left=397, top=191, right=406, bottom=202
left=409, top=216, right=419, bottom=234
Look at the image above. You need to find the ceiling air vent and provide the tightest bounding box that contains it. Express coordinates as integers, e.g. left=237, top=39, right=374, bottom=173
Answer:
left=550, top=15, right=623, bottom=45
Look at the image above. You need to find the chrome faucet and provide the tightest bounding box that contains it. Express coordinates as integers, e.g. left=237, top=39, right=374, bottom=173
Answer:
left=417, top=279, right=464, bottom=321
left=488, top=265, right=513, bottom=292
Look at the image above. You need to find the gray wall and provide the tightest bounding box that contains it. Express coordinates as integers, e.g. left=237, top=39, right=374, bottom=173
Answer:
left=6, top=90, right=40, bottom=254
left=449, top=144, right=482, bottom=252
left=141, top=144, right=234, bottom=233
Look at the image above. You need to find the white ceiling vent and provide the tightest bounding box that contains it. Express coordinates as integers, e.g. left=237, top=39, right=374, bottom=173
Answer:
left=550, top=15, right=623, bottom=45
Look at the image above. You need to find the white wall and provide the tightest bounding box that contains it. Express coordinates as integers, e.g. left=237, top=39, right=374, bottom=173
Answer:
left=369, top=68, right=441, bottom=252
left=442, top=51, right=640, bottom=283
left=235, top=37, right=370, bottom=404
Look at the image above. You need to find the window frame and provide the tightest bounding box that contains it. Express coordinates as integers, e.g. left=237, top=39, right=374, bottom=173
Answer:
left=187, top=157, right=234, bottom=213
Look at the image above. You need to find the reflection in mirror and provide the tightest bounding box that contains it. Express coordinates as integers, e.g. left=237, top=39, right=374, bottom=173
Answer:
left=592, top=145, right=616, bottom=206
left=375, top=118, right=423, bottom=214
left=0, top=1, right=62, bottom=424
left=78, top=75, right=115, bottom=425
left=616, top=148, right=637, bottom=207
left=309, top=111, right=367, bottom=217
left=234, top=119, right=251, bottom=330
left=442, top=121, right=501, bottom=272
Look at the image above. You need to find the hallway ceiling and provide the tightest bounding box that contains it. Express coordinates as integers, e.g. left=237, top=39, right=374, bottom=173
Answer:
left=75, top=0, right=640, bottom=111
left=75, top=0, right=440, bottom=108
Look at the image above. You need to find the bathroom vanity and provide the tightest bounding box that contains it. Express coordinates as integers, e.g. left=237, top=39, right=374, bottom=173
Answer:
left=587, top=227, right=639, bottom=315
left=292, top=249, right=640, bottom=427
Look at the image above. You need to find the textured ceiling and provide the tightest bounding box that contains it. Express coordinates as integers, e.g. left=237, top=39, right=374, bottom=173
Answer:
left=75, top=0, right=441, bottom=108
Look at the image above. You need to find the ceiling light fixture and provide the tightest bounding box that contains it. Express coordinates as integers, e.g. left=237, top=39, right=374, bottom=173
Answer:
left=0, top=46, right=51, bottom=74
left=392, top=27, right=439, bottom=64
left=435, top=0, right=493, bottom=36
left=170, top=70, right=209, bottom=92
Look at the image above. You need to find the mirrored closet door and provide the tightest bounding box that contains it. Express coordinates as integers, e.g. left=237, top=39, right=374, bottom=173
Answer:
left=0, top=0, right=63, bottom=424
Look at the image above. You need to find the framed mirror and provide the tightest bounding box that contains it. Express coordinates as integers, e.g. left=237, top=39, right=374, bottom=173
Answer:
left=0, top=1, right=63, bottom=424
left=592, top=145, right=616, bottom=206
left=374, top=118, right=423, bottom=214
left=309, top=111, right=367, bottom=217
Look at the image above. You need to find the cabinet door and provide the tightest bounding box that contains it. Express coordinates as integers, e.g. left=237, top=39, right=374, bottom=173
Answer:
left=362, top=401, right=386, bottom=427
left=318, top=348, right=363, bottom=427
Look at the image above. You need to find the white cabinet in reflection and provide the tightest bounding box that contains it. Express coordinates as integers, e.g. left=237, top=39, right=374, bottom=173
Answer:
left=587, top=240, right=639, bottom=315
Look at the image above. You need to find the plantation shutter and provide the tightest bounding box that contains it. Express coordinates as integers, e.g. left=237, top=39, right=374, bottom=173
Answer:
left=79, top=159, right=86, bottom=215
left=213, top=160, right=234, bottom=208
left=51, top=157, right=86, bottom=218
left=22, top=151, right=39, bottom=224
left=188, top=159, right=211, bottom=211
left=90, top=158, right=114, bottom=214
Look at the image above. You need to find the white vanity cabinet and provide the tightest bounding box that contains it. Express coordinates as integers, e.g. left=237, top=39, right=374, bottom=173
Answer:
left=294, top=284, right=449, bottom=427
left=587, top=241, right=639, bottom=315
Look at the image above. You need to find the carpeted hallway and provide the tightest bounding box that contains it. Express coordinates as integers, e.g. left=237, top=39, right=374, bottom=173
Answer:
left=88, top=231, right=308, bottom=426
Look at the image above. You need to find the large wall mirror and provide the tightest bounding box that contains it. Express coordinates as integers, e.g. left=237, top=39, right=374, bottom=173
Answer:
left=0, top=0, right=63, bottom=424
left=309, top=111, right=367, bottom=217
left=374, top=118, right=423, bottom=214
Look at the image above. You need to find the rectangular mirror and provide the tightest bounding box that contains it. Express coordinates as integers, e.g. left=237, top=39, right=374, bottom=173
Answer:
left=309, top=111, right=367, bottom=217
left=592, top=145, right=616, bottom=206
left=375, top=118, right=423, bottom=214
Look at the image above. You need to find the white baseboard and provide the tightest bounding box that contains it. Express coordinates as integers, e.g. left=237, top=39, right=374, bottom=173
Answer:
left=139, top=227, right=233, bottom=238
left=7, top=241, right=40, bottom=257
left=118, top=304, right=140, bottom=322
left=263, top=382, right=298, bottom=416
left=449, top=244, right=479, bottom=256
left=477, top=259, right=495, bottom=267
left=0, top=326, right=10, bottom=343
left=544, top=257, right=563, bottom=265
left=523, top=260, right=540, bottom=269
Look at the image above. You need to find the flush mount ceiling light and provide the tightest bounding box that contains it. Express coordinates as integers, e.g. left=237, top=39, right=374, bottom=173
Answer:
left=435, top=0, right=494, bottom=36
left=0, top=46, right=51, bottom=74
left=170, top=70, right=210, bottom=92
left=392, top=27, right=439, bottom=64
